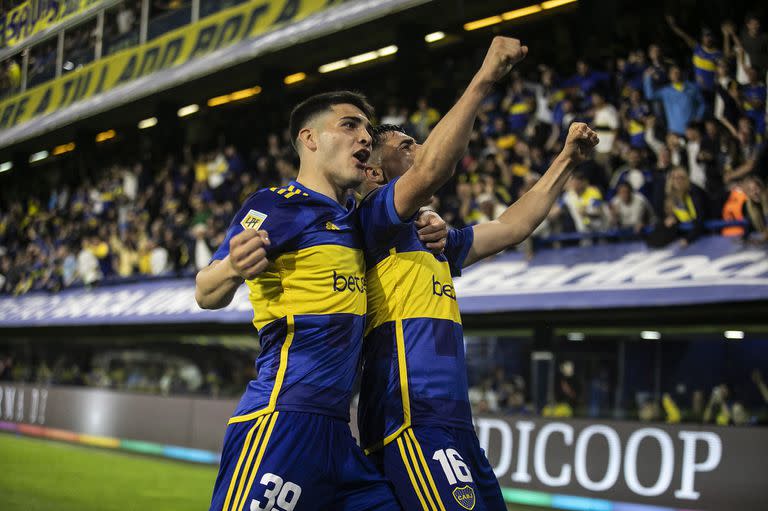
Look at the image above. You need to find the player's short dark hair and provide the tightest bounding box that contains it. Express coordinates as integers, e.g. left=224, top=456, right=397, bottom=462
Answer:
left=288, top=91, right=374, bottom=152
left=371, top=124, right=407, bottom=148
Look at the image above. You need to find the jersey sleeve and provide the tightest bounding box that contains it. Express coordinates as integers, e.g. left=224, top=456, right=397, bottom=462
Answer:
left=358, top=177, right=415, bottom=246
left=443, top=226, right=475, bottom=277
left=210, top=191, right=295, bottom=262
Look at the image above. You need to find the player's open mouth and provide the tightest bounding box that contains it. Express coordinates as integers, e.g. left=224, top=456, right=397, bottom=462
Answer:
left=353, top=149, right=370, bottom=170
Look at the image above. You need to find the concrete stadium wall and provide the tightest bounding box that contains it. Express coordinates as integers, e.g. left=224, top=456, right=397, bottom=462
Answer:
left=2, top=383, right=766, bottom=510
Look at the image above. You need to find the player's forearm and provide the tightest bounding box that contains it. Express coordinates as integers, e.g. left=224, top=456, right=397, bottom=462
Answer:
left=397, top=78, right=493, bottom=217
left=464, top=155, right=575, bottom=266
left=503, top=154, right=575, bottom=229
left=195, top=258, right=244, bottom=310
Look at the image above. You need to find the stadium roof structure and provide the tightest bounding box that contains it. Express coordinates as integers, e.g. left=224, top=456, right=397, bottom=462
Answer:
left=0, top=0, right=432, bottom=151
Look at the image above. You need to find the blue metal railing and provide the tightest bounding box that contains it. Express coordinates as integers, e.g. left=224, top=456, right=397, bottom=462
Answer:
left=534, top=220, right=749, bottom=246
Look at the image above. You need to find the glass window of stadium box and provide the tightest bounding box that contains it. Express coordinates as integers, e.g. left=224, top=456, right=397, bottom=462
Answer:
left=27, top=40, right=58, bottom=88
left=199, top=0, right=248, bottom=19
left=0, top=333, right=260, bottom=398
left=104, top=1, right=141, bottom=56
left=62, top=18, right=98, bottom=74
left=148, top=0, right=192, bottom=42
left=464, top=333, right=535, bottom=417
left=0, top=54, right=22, bottom=100
left=545, top=327, right=768, bottom=426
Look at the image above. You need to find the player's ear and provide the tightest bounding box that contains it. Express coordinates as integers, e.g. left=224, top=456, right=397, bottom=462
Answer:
left=298, top=127, right=317, bottom=152
left=364, top=165, right=386, bottom=185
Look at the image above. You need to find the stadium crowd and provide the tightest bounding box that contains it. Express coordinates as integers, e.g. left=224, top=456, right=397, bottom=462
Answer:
left=1, top=13, right=768, bottom=295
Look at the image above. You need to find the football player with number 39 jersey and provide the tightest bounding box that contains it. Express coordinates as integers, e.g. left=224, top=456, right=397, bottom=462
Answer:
left=198, top=92, right=403, bottom=511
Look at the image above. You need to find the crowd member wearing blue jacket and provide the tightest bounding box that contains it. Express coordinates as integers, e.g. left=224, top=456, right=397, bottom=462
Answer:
left=643, top=65, right=706, bottom=136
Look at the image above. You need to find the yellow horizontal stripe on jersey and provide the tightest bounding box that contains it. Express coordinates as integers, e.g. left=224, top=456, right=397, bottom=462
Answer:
left=509, top=102, right=532, bottom=114
left=628, top=119, right=644, bottom=135
left=693, top=54, right=717, bottom=72
left=246, top=244, right=366, bottom=330
left=365, top=249, right=462, bottom=334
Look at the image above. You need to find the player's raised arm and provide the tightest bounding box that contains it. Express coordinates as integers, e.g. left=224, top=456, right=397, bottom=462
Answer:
left=462, top=123, right=599, bottom=267
left=393, top=36, right=528, bottom=219
left=195, top=229, right=270, bottom=309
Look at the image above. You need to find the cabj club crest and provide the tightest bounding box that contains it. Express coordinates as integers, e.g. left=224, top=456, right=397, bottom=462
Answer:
left=452, top=485, right=476, bottom=510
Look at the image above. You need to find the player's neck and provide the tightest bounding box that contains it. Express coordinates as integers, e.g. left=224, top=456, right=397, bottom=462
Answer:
left=295, top=167, right=347, bottom=204
left=358, top=180, right=381, bottom=197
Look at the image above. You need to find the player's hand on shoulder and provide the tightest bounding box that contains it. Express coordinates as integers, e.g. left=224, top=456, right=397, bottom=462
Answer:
left=228, top=229, right=271, bottom=280
left=416, top=210, right=448, bottom=254
left=562, top=122, right=599, bottom=165
left=479, top=36, right=528, bottom=84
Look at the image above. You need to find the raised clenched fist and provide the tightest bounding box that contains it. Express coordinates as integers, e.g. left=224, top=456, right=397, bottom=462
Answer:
left=478, top=36, right=529, bottom=84
left=228, top=229, right=271, bottom=280
left=562, top=122, right=599, bottom=164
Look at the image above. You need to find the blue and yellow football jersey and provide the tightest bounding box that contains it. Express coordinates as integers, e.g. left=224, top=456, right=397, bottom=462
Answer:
left=692, top=45, right=721, bottom=91
left=356, top=179, right=474, bottom=452
left=211, top=180, right=367, bottom=423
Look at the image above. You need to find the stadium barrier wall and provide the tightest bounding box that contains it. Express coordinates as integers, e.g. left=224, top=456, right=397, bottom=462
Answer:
left=1, top=235, right=766, bottom=327
left=1, top=383, right=766, bottom=511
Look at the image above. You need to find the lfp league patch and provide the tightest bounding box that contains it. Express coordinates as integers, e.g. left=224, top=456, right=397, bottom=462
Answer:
left=240, top=210, right=268, bottom=231
left=452, top=485, right=476, bottom=510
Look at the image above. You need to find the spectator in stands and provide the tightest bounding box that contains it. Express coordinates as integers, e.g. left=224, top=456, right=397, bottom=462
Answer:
left=192, top=224, right=213, bottom=270
left=77, top=239, right=102, bottom=286
left=557, top=170, right=608, bottom=235
left=610, top=147, right=652, bottom=194
left=554, top=360, right=579, bottom=416
left=0, top=355, right=13, bottom=381
left=0, top=254, right=9, bottom=293
left=502, top=76, right=536, bottom=134
left=116, top=3, right=137, bottom=36
left=662, top=166, right=705, bottom=245
left=564, top=59, right=610, bottom=102
left=380, top=102, right=408, bottom=126
left=622, top=88, right=652, bottom=149
left=739, top=13, right=768, bottom=75
left=740, top=67, right=767, bottom=137
left=666, top=16, right=722, bottom=101
left=590, top=89, right=619, bottom=173
left=752, top=370, right=768, bottom=404
left=724, top=117, right=764, bottom=183
left=409, top=97, right=440, bottom=141
left=742, top=176, right=768, bottom=241
left=610, top=182, right=655, bottom=232
left=148, top=238, right=169, bottom=275
left=643, top=64, right=706, bottom=136
left=468, top=378, right=499, bottom=414
left=703, top=384, right=732, bottom=425
left=662, top=393, right=682, bottom=423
